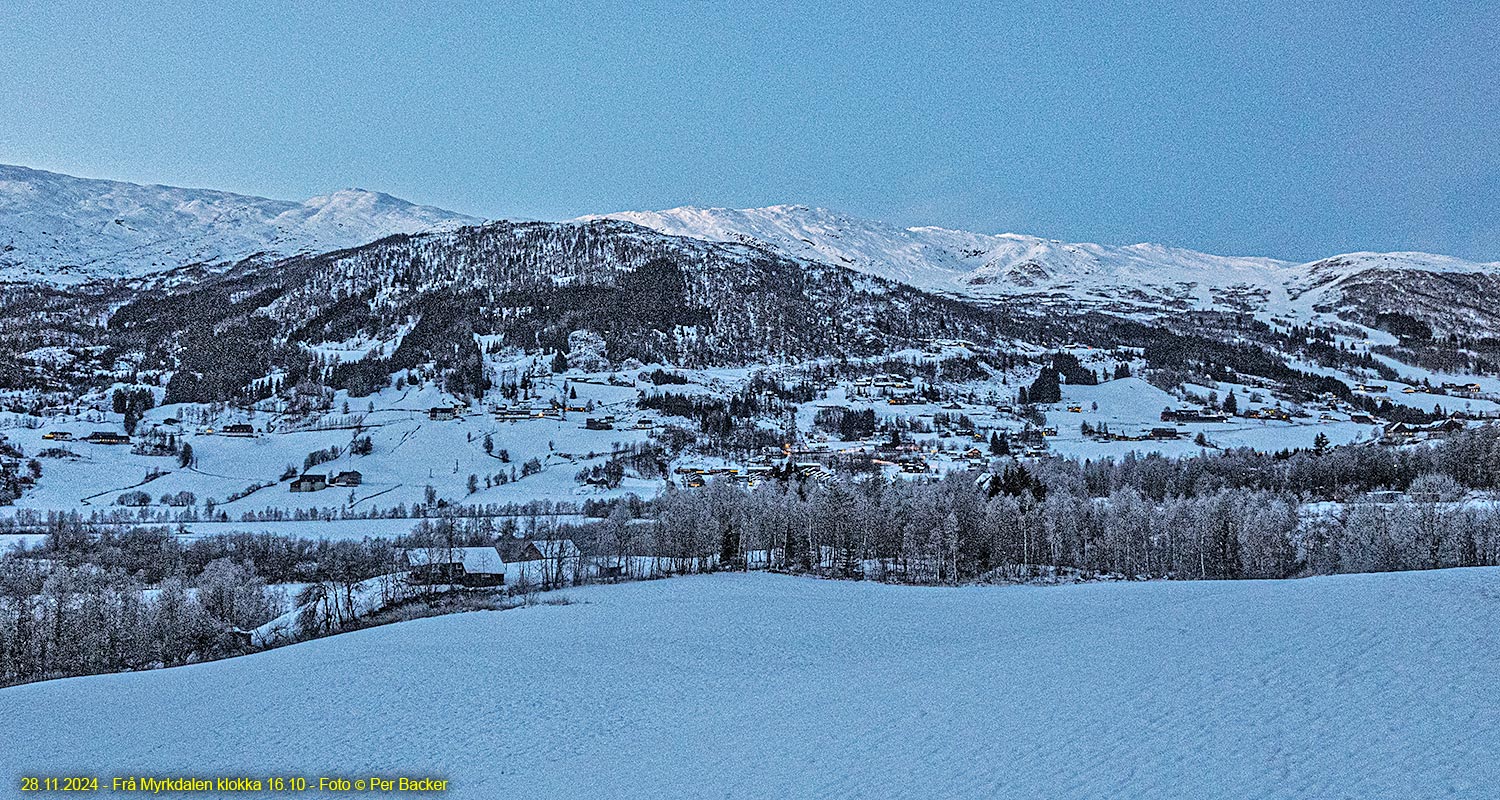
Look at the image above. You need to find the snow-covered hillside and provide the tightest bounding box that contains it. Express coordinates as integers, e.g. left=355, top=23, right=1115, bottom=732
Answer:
left=586, top=205, right=1500, bottom=320
left=7, top=570, right=1497, bottom=799
left=0, top=164, right=480, bottom=283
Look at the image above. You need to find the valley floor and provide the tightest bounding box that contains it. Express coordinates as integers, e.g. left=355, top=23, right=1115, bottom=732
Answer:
left=6, top=569, right=1499, bottom=799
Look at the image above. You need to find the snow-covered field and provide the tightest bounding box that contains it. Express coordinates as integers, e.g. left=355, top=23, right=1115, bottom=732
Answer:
left=2, top=379, right=654, bottom=518
left=8, top=569, right=1497, bottom=799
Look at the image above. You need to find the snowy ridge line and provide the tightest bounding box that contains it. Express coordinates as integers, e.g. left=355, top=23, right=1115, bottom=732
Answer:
left=0, top=163, right=481, bottom=284
left=581, top=205, right=1500, bottom=316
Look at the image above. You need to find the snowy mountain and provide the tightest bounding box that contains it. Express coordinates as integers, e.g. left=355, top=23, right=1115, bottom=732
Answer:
left=581, top=205, right=1294, bottom=305
left=0, top=164, right=481, bottom=284
left=584, top=205, right=1500, bottom=325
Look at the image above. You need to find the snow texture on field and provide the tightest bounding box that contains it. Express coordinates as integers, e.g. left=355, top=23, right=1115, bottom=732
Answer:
left=6, top=569, right=1498, bottom=799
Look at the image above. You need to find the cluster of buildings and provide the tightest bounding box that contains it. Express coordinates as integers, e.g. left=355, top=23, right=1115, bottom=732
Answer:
left=1381, top=419, right=1467, bottom=443
left=1354, top=381, right=1488, bottom=400
left=850, top=374, right=917, bottom=398
left=674, top=464, right=777, bottom=488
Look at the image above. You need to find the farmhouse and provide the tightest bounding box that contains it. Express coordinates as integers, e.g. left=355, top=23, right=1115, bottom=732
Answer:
left=329, top=470, right=363, bottom=487
left=402, top=538, right=581, bottom=588
left=1149, top=427, right=1181, bottom=440
left=289, top=474, right=328, bottom=492
left=85, top=431, right=130, bottom=445
left=428, top=406, right=459, bottom=421
left=584, top=417, right=613, bottom=430
left=221, top=423, right=255, bottom=437
left=1441, top=382, right=1482, bottom=396
left=1161, top=409, right=1229, bottom=423
left=404, top=546, right=508, bottom=587
left=41, top=431, right=73, bottom=441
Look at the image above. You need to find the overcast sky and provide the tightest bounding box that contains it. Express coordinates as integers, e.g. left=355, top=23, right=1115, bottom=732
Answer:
left=1, top=0, right=1495, bottom=261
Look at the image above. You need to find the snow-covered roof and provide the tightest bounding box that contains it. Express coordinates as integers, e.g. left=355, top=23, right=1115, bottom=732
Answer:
left=405, top=546, right=505, bottom=575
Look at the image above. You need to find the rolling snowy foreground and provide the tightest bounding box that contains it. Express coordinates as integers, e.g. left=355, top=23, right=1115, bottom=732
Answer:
left=7, top=570, right=1499, bottom=799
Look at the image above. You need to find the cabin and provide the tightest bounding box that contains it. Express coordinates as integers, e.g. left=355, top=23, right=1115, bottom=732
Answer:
left=329, top=470, right=363, bottom=487
left=1354, top=383, right=1388, bottom=394
left=289, top=474, right=328, bottom=492
left=222, top=423, right=255, bottom=437
left=1149, top=427, right=1181, bottom=440
left=584, top=417, right=613, bottom=431
left=428, top=406, right=459, bottom=421
left=634, top=418, right=655, bottom=429
left=42, top=431, right=73, bottom=441
left=85, top=431, right=130, bottom=445
left=1350, top=414, right=1376, bottom=425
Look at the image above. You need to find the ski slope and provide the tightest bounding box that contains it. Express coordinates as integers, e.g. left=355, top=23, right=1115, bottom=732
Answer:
left=7, top=569, right=1498, bottom=799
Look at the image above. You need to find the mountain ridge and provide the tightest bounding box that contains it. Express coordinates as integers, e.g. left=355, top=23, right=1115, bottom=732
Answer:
left=0, top=164, right=481, bottom=284
left=581, top=205, right=1499, bottom=325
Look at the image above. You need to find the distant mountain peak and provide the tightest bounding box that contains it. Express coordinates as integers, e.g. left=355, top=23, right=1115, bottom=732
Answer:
left=0, top=164, right=481, bottom=284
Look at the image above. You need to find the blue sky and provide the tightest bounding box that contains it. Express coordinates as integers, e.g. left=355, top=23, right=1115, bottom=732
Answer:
left=1, top=0, right=1494, bottom=261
